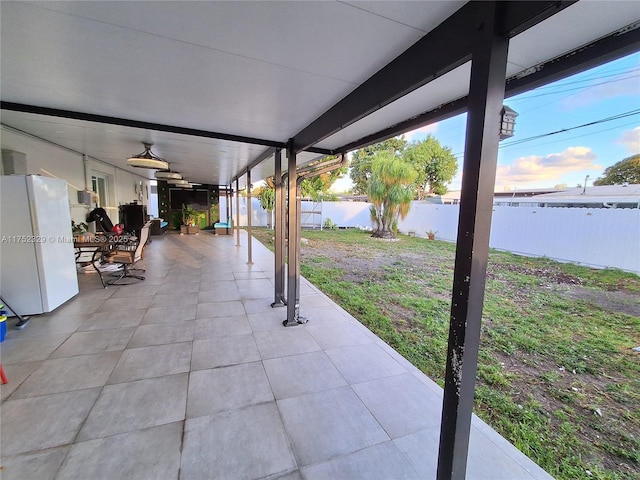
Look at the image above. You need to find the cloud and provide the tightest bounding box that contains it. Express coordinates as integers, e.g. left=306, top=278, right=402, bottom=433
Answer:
left=562, top=73, right=640, bottom=109
left=404, top=123, right=438, bottom=142
left=495, top=147, right=602, bottom=187
left=616, top=126, right=640, bottom=154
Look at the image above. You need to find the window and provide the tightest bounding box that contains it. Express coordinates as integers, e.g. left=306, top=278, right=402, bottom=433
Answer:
left=91, top=174, right=108, bottom=208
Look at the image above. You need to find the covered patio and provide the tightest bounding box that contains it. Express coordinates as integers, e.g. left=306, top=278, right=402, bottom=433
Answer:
left=0, top=231, right=552, bottom=480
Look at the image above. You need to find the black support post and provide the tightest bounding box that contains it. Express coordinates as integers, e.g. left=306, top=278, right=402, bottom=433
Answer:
left=272, top=149, right=286, bottom=308
left=436, top=3, right=510, bottom=479
left=235, top=178, right=241, bottom=247
left=228, top=183, right=233, bottom=227
left=246, top=169, right=253, bottom=265
left=283, top=142, right=307, bottom=327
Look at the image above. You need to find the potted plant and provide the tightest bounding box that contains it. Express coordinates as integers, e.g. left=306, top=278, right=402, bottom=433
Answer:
left=181, top=204, right=204, bottom=234
left=426, top=229, right=437, bottom=240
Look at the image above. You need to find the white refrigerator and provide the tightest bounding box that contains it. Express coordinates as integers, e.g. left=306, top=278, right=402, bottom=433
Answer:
left=1, top=175, right=79, bottom=315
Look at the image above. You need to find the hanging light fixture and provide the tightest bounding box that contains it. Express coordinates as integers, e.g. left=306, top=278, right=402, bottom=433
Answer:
left=155, top=170, right=183, bottom=180
left=126, top=142, right=169, bottom=170
left=167, top=179, right=189, bottom=186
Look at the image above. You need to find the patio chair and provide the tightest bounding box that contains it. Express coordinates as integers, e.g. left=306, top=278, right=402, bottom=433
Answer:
left=104, top=221, right=151, bottom=285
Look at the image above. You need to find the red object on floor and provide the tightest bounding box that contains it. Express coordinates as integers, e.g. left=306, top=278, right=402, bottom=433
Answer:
left=0, top=363, right=7, bottom=384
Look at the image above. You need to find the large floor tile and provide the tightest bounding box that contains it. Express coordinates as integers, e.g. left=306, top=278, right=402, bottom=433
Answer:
left=392, top=427, right=440, bottom=478
left=50, top=327, right=136, bottom=358
left=242, top=297, right=277, bottom=314
left=57, top=422, right=183, bottom=480
left=0, top=446, right=69, bottom=480
left=263, top=351, right=347, bottom=400
left=193, top=315, right=251, bottom=339
left=198, top=288, right=241, bottom=303
left=127, top=321, right=195, bottom=347
left=141, top=305, right=197, bottom=324
left=7, top=313, right=90, bottom=339
left=467, top=426, right=553, bottom=480
left=100, top=295, right=153, bottom=311
left=325, top=343, right=407, bottom=384
left=277, top=386, right=389, bottom=467
left=181, top=403, right=296, bottom=480
left=352, top=373, right=442, bottom=439
left=247, top=309, right=291, bottom=332
left=191, top=334, right=260, bottom=370
left=0, top=361, right=41, bottom=401
left=187, top=361, right=273, bottom=418
left=254, top=328, right=322, bottom=360
left=306, top=321, right=374, bottom=349
left=108, top=342, right=192, bottom=383
left=149, top=292, right=198, bottom=308
left=77, top=374, right=188, bottom=440
left=236, top=279, right=275, bottom=299
left=0, top=334, right=71, bottom=364
left=196, top=300, right=245, bottom=318
left=78, top=309, right=147, bottom=331
left=301, top=441, right=420, bottom=480
left=1, top=388, right=101, bottom=456
left=11, top=351, right=121, bottom=398
left=108, top=283, right=161, bottom=298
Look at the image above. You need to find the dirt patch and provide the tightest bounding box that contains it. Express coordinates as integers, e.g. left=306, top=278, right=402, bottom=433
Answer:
left=560, top=285, right=640, bottom=317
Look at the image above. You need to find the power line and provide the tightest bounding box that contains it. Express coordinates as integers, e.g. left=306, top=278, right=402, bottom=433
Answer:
left=448, top=109, right=639, bottom=157
left=501, top=109, right=640, bottom=147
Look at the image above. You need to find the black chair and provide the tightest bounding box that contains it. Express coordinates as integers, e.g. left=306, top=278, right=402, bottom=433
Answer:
left=104, top=222, right=151, bottom=285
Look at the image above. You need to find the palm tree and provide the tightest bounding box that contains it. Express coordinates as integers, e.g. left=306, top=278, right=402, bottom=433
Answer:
left=368, top=153, right=417, bottom=239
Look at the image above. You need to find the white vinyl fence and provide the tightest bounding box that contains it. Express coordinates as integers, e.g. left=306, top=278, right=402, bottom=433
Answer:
left=227, top=196, right=640, bottom=274
left=399, top=203, right=640, bottom=274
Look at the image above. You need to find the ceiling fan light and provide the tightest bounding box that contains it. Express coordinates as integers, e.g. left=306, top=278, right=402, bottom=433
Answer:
left=167, top=179, right=189, bottom=185
left=155, top=171, right=183, bottom=180
left=127, top=142, right=169, bottom=170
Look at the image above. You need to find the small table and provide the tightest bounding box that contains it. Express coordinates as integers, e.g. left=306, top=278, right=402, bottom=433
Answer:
left=74, top=236, right=117, bottom=288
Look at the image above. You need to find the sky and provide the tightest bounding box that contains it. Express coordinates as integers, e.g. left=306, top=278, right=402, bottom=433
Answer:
left=332, top=51, right=640, bottom=193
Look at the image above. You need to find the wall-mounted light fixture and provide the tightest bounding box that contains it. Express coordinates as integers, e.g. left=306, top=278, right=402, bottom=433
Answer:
left=499, top=106, right=518, bottom=140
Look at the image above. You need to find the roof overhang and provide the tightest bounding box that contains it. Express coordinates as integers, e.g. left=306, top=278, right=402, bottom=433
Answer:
left=1, top=1, right=638, bottom=187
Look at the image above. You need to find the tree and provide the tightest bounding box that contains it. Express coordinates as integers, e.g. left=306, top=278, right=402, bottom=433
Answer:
left=254, top=184, right=275, bottom=229
left=404, top=135, right=458, bottom=198
left=300, top=155, right=346, bottom=201
left=593, top=154, right=640, bottom=185
left=349, top=137, right=407, bottom=195
left=368, top=152, right=417, bottom=239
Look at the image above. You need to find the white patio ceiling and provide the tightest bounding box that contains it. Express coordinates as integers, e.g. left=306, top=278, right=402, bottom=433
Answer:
left=1, top=1, right=639, bottom=187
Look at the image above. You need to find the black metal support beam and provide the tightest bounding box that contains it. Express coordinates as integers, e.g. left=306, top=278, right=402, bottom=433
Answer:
left=336, top=16, right=639, bottom=158
left=504, top=22, right=640, bottom=97
left=246, top=168, right=253, bottom=265
left=436, top=3, right=510, bottom=479
left=0, top=102, right=285, bottom=149
left=272, top=149, right=286, bottom=308
left=235, top=178, right=241, bottom=247
left=283, top=142, right=307, bottom=327
left=290, top=1, right=572, bottom=153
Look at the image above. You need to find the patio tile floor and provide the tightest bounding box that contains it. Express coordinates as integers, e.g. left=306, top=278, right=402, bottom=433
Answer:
left=0, top=231, right=554, bottom=479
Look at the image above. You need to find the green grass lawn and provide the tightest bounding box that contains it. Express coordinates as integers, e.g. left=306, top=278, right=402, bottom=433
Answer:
left=251, top=227, right=640, bottom=480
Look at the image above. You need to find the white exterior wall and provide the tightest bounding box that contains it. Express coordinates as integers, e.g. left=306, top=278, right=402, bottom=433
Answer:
left=1, top=127, right=151, bottom=226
